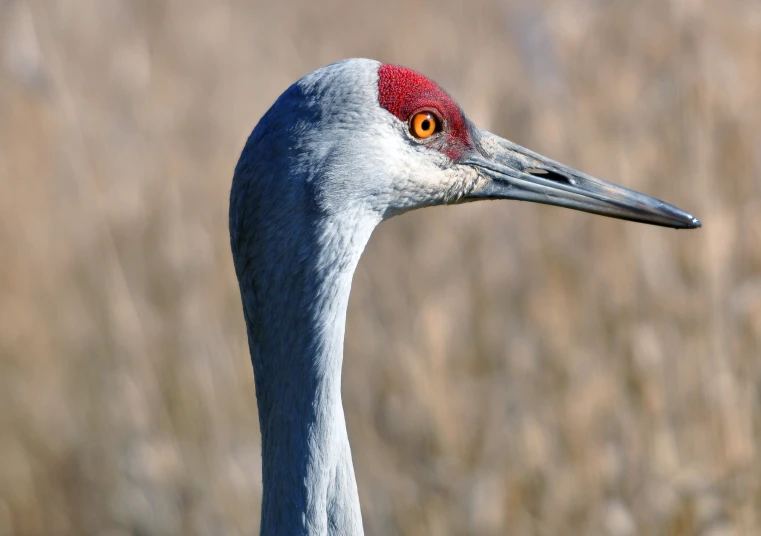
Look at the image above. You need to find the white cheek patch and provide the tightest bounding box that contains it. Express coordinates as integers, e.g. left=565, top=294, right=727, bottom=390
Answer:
left=365, top=115, right=468, bottom=210
left=294, top=59, right=474, bottom=217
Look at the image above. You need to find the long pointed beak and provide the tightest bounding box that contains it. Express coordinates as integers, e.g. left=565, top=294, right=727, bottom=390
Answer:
left=463, top=130, right=701, bottom=229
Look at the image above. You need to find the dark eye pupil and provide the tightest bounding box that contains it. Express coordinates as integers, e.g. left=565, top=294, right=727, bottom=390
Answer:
left=421, top=119, right=431, bottom=131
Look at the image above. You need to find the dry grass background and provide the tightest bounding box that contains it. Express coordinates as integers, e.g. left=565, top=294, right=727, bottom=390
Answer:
left=1, top=0, right=760, bottom=534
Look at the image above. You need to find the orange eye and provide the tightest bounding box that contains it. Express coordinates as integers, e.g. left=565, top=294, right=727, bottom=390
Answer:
left=410, top=112, right=439, bottom=139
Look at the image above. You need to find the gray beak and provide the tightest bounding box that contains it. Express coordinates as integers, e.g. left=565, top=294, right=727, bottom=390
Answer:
left=463, top=130, right=701, bottom=229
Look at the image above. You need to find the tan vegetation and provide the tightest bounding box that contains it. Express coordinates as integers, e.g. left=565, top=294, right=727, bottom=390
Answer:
left=1, top=0, right=759, bottom=534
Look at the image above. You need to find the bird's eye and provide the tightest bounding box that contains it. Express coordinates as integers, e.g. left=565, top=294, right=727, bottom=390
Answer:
left=410, top=112, right=439, bottom=139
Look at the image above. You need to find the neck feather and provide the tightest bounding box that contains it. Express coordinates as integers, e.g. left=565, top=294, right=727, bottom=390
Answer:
left=234, top=206, right=376, bottom=535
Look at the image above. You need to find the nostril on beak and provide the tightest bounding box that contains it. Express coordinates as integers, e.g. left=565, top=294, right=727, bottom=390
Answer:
left=524, top=168, right=576, bottom=186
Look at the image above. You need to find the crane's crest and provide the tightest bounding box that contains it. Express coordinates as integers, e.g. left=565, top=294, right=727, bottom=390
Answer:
left=377, top=64, right=473, bottom=160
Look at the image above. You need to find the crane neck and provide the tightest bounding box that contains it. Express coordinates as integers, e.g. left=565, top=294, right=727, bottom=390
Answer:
left=233, top=203, right=377, bottom=535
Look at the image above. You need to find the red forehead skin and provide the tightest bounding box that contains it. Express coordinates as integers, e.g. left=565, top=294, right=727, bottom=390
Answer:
left=377, top=64, right=473, bottom=161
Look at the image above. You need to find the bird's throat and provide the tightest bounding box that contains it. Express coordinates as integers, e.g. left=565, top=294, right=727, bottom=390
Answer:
left=236, top=214, right=376, bottom=535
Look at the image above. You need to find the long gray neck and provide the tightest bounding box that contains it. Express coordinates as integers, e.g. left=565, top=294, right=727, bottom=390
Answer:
left=232, top=191, right=376, bottom=534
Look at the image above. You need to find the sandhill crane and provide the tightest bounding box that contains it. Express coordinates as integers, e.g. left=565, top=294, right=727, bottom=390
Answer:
left=229, top=58, right=700, bottom=535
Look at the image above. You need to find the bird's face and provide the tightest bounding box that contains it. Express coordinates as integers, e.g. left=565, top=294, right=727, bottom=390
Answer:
left=247, top=59, right=699, bottom=230
left=372, top=61, right=700, bottom=228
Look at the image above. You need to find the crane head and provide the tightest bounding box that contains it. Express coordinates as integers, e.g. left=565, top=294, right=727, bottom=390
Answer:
left=233, top=59, right=700, bottom=238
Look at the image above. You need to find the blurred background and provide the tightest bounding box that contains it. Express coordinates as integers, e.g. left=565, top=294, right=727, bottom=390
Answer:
left=1, top=0, right=760, bottom=534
